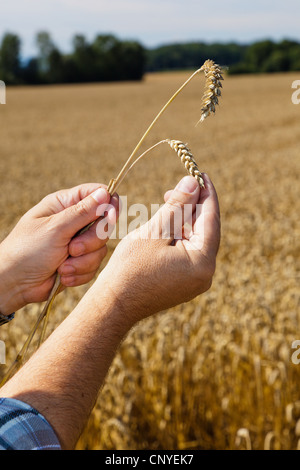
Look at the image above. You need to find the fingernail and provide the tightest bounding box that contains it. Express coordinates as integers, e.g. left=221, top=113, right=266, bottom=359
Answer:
left=175, top=176, right=198, bottom=194
left=91, top=188, right=108, bottom=204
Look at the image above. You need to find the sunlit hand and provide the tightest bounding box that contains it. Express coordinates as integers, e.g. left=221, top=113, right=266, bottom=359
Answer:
left=92, top=174, right=220, bottom=326
left=0, top=183, right=119, bottom=315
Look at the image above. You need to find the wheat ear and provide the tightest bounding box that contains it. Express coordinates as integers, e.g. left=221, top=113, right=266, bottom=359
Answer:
left=166, top=140, right=205, bottom=188
left=199, top=60, right=224, bottom=123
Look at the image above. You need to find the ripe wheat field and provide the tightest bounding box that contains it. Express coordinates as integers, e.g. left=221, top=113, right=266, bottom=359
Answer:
left=0, top=71, right=299, bottom=450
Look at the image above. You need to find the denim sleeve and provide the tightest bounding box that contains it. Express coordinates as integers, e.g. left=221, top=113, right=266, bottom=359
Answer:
left=0, top=398, right=61, bottom=450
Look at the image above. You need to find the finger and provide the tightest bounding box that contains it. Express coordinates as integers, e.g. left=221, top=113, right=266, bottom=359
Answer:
left=69, top=194, right=120, bottom=257
left=164, top=189, right=173, bottom=202
left=60, top=270, right=99, bottom=288
left=30, top=183, right=108, bottom=218
left=69, top=222, right=105, bottom=257
left=53, top=187, right=111, bottom=239
left=150, top=176, right=201, bottom=242
left=109, top=192, right=120, bottom=223
left=58, top=245, right=108, bottom=277
left=188, top=174, right=220, bottom=256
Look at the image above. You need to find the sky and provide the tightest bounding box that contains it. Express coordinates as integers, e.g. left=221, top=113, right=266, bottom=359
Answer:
left=1, top=0, right=300, bottom=58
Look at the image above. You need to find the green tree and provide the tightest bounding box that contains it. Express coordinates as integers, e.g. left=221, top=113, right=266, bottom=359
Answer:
left=35, top=31, right=55, bottom=75
left=228, top=39, right=300, bottom=74
left=262, top=50, right=290, bottom=73
left=47, top=49, right=65, bottom=83
left=71, top=34, right=95, bottom=82
left=21, top=58, right=39, bottom=84
left=0, top=33, right=22, bottom=84
left=92, top=34, right=120, bottom=81
left=118, top=41, right=146, bottom=80
left=289, top=46, right=300, bottom=71
left=244, top=40, right=275, bottom=71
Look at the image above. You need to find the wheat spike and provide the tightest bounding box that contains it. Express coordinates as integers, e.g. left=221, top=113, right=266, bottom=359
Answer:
left=166, top=140, right=205, bottom=188
left=199, top=59, right=224, bottom=122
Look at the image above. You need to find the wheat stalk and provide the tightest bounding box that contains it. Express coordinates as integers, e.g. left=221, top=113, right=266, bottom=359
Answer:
left=107, top=59, right=223, bottom=194
left=0, top=60, right=224, bottom=387
left=114, top=139, right=204, bottom=191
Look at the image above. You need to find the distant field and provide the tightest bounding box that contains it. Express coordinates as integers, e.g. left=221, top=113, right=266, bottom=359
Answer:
left=0, top=71, right=299, bottom=449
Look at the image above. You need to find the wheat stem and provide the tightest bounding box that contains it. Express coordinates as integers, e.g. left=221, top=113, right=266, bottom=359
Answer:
left=107, top=68, right=204, bottom=194
left=113, top=139, right=204, bottom=195
left=108, top=61, right=223, bottom=194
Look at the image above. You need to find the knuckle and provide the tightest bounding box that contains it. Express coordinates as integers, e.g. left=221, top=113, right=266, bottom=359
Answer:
left=69, top=240, right=86, bottom=257
left=166, top=198, right=186, bottom=212
left=74, top=200, right=91, bottom=218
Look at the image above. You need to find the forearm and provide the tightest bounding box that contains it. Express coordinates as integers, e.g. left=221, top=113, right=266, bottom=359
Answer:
left=0, top=251, right=25, bottom=316
left=0, top=278, right=133, bottom=450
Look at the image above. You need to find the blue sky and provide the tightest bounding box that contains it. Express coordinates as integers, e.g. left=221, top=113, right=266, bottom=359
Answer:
left=1, top=0, right=300, bottom=57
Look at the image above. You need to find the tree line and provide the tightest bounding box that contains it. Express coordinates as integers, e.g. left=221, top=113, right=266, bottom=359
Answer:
left=1, top=32, right=299, bottom=85
left=147, top=39, right=300, bottom=74
left=0, top=32, right=146, bottom=85
left=228, top=39, right=300, bottom=74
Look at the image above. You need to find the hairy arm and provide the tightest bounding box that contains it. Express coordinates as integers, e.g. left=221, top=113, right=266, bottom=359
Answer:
left=0, top=282, right=130, bottom=449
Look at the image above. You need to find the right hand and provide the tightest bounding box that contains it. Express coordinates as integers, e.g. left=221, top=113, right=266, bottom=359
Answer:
left=0, top=184, right=119, bottom=316
left=94, top=174, right=220, bottom=326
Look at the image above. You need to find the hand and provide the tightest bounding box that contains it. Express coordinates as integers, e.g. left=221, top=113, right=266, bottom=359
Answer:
left=94, top=174, right=220, bottom=326
left=0, top=184, right=119, bottom=315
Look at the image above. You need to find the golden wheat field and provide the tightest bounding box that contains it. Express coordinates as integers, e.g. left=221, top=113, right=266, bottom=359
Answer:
left=0, top=71, right=299, bottom=450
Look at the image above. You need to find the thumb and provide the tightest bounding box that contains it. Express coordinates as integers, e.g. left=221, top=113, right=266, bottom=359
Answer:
left=150, top=176, right=201, bottom=242
left=54, top=187, right=110, bottom=239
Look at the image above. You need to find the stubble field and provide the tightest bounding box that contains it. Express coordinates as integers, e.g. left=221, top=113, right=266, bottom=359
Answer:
left=0, top=70, right=299, bottom=450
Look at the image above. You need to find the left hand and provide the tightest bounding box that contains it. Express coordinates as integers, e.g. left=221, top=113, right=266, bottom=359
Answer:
left=0, top=183, right=119, bottom=316
left=92, top=174, right=220, bottom=327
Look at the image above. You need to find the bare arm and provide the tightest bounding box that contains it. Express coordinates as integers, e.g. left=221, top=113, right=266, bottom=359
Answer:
left=0, top=283, right=130, bottom=449
left=0, top=174, right=220, bottom=450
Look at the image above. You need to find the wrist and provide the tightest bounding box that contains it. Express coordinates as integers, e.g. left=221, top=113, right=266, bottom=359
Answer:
left=0, top=255, right=25, bottom=316
left=0, top=285, right=24, bottom=316
left=81, top=277, right=137, bottom=336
